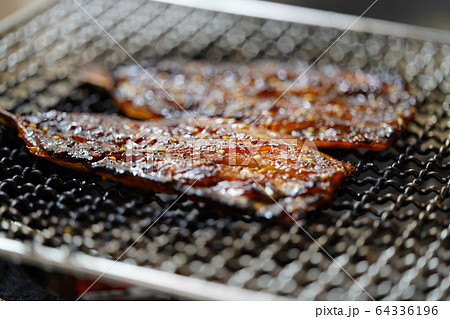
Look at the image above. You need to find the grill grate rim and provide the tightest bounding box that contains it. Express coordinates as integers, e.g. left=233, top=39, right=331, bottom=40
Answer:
left=0, top=0, right=449, bottom=301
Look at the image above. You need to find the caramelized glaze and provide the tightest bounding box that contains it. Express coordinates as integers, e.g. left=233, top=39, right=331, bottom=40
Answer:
left=94, top=60, right=417, bottom=150
left=2, top=110, right=354, bottom=220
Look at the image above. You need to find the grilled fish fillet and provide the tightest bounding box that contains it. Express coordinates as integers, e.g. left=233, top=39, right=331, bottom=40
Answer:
left=0, top=109, right=354, bottom=220
left=79, top=60, right=417, bottom=151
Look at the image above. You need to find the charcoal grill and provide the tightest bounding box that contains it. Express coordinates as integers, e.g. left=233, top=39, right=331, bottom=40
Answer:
left=0, top=0, right=449, bottom=300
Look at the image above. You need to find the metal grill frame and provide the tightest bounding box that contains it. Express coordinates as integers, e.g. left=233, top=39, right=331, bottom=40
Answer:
left=0, top=0, right=449, bottom=301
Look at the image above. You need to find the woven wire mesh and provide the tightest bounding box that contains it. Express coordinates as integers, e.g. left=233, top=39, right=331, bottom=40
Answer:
left=0, top=0, right=449, bottom=300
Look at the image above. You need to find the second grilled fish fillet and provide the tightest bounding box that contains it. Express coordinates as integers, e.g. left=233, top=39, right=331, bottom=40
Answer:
left=0, top=109, right=354, bottom=221
left=79, top=60, right=417, bottom=151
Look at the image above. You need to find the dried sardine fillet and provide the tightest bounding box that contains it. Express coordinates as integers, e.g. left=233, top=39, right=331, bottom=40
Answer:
left=0, top=109, right=354, bottom=220
left=80, top=60, right=417, bottom=151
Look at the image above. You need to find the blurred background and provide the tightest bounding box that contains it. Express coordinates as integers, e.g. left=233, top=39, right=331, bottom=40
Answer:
left=274, top=0, right=450, bottom=31
left=1, top=0, right=450, bottom=31
left=0, top=0, right=34, bottom=20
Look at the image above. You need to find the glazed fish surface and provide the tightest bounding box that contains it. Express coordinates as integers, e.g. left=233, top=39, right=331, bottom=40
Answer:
left=0, top=109, right=354, bottom=220
left=80, top=60, right=417, bottom=151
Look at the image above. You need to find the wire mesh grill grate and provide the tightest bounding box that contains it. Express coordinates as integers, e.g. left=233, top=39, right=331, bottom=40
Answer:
left=0, top=0, right=449, bottom=300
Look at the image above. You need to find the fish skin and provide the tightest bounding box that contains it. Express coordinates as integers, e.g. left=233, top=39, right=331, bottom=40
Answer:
left=80, top=60, right=417, bottom=151
left=1, top=109, right=354, bottom=220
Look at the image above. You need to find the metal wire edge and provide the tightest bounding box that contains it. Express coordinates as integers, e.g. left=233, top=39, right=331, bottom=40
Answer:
left=0, top=237, right=288, bottom=300
left=151, top=0, right=450, bottom=44
left=0, top=0, right=59, bottom=35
